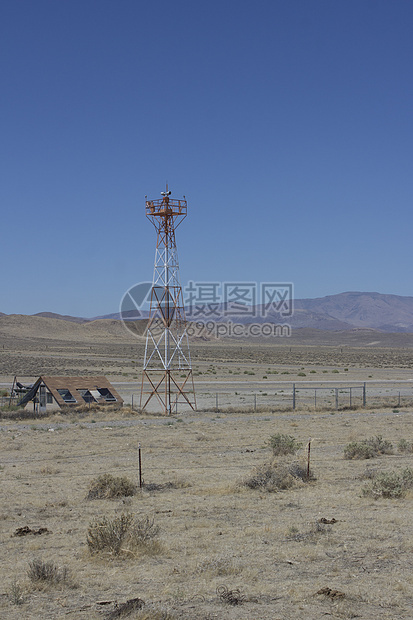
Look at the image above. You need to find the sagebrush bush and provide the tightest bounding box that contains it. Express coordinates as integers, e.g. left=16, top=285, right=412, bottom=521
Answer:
left=344, top=436, right=393, bottom=460
left=243, top=460, right=314, bottom=492
left=367, top=436, right=393, bottom=454
left=362, top=467, right=413, bottom=499
left=87, top=474, right=137, bottom=499
left=268, top=433, right=302, bottom=456
left=344, top=442, right=376, bottom=460
left=244, top=462, right=294, bottom=492
left=7, top=578, right=25, bottom=605
left=398, top=439, right=413, bottom=453
left=28, top=559, right=70, bottom=585
left=87, top=512, right=160, bottom=556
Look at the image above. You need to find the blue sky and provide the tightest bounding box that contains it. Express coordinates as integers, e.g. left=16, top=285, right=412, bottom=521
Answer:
left=1, top=0, right=412, bottom=317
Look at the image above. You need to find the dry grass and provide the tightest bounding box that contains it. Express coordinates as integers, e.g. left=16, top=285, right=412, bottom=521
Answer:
left=2, top=335, right=413, bottom=618
left=2, top=405, right=413, bottom=619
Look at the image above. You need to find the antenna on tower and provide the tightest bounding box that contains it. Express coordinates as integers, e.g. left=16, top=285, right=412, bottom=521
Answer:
left=161, top=182, right=171, bottom=197
left=140, top=188, right=196, bottom=415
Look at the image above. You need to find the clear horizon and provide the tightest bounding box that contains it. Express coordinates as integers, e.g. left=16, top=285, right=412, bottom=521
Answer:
left=1, top=1, right=412, bottom=316
left=1, top=289, right=412, bottom=320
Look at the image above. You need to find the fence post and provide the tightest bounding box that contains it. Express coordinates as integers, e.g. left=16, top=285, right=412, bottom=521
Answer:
left=314, top=389, right=317, bottom=409
left=398, top=392, right=401, bottom=407
left=293, top=383, right=296, bottom=410
left=363, top=382, right=366, bottom=407
left=307, top=439, right=312, bottom=480
left=254, top=393, right=256, bottom=411
left=335, top=388, right=338, bottom=410
left=216, top=393, right=218, bottom=410
left=349, top=387, right=352, bottom=408
left=131, top=394, right=134, bottom=411
left=138, top=443, right=142, bottom=489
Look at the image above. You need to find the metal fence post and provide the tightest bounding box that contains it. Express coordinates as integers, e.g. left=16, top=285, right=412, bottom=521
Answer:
left=363, top=382, right=366, bottom=407
left=335, top=388, right=338, bottom=410
left=293, top=383, right=296, bottom=410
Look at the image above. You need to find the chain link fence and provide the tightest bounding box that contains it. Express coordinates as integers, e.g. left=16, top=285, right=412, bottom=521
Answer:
left=126, top=382, right=413, bottom=413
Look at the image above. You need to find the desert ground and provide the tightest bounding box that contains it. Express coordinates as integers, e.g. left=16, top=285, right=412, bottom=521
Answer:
left=1, top=316, right=413, bottom=619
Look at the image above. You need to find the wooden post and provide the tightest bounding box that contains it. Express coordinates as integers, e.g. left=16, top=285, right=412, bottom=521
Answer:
left=254, top=393, right=256, bottom=411
left=314, top=389, right=317, bottom=409
left=131, top=394, right=134, bottom=411
left=349, top=387, right=352, bottom=407
left=138, top=443, right=142, bottom=489
left=363, top=382, right=366, bottom=407
left=335, top=388, right=338, bottom=410
left=216, top=393, right=218, bottom=410
left=307, top=439, right=311, bottom=480
left=293, top=383, right=296, bottom=410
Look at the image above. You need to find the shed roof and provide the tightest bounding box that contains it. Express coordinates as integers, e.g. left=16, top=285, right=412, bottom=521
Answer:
left=18, top=376, right=123, bottom=407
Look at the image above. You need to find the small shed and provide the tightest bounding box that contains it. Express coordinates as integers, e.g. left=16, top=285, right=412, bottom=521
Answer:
left=18, top=376, right=123, bottom=413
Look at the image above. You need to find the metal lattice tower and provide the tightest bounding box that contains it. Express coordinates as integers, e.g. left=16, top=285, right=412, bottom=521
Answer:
left=140, top=186, right=196, bottom=415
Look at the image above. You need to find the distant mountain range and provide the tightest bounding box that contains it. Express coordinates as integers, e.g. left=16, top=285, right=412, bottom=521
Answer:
left=4, top=291, right=413, bottom=333
left=293, top=292, right=413, bottom=332
left=33, top=311, right=89, bottom=324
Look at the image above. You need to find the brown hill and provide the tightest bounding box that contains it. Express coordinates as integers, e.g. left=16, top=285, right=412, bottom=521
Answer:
left=33, top=311, right=90, bottom=324
left=0, top=315, right=141, bottom=343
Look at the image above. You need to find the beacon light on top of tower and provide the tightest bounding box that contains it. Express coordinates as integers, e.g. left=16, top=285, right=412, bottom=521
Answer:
left=145, top=186, right=187, bottom=223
